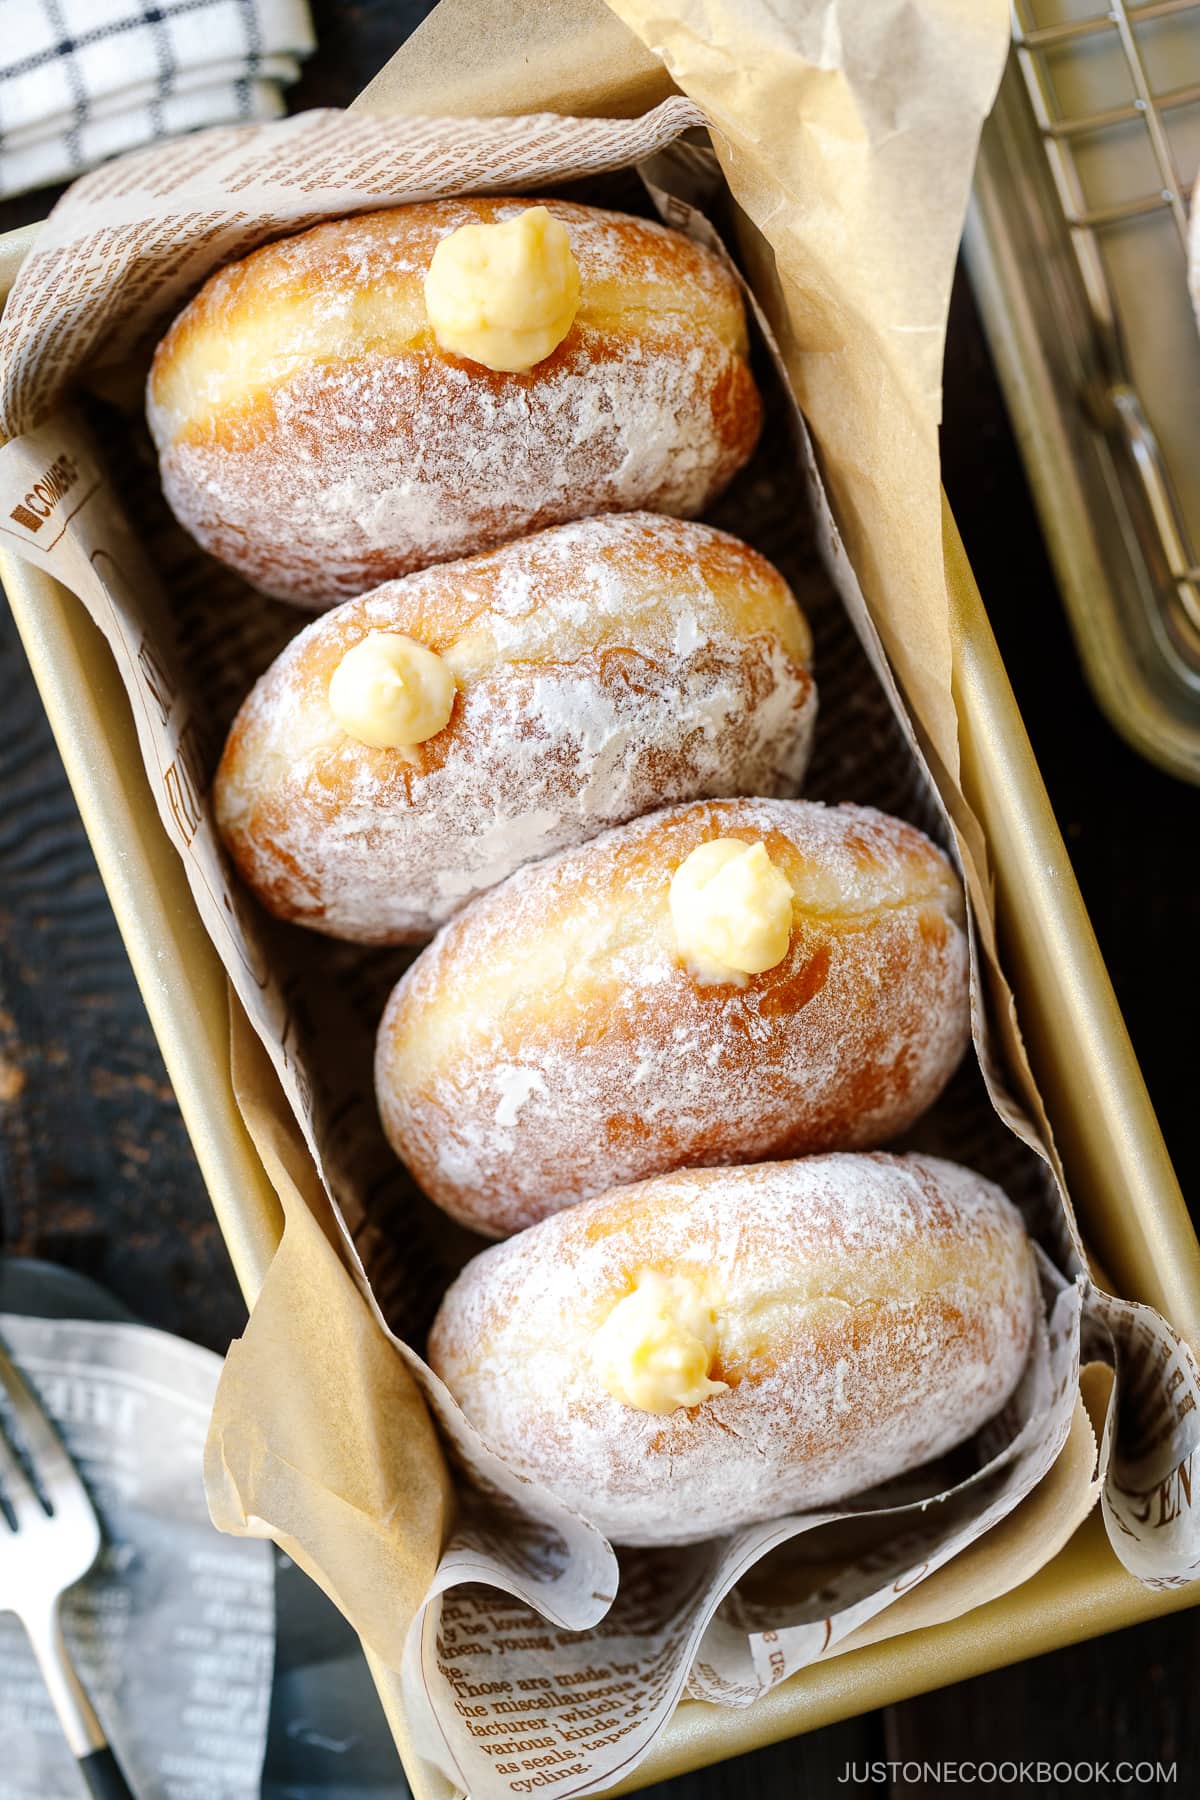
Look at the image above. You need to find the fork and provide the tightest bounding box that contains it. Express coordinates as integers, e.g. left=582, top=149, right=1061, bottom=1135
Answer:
left=0, top=1338, right=135, bottom=1796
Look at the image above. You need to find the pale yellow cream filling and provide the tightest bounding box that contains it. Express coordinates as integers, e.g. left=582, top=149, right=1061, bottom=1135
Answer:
left=423, top=206, right=581, bottom=373
left=593, top=1271, right=728, bottom=1414
left=669, top=838, right=794, bottom=985
left=328, top=632, right=457, bottom=749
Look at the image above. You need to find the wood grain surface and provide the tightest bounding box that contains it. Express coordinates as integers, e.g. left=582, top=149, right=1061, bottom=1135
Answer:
left=0, top=3, right=1196, bottom=1795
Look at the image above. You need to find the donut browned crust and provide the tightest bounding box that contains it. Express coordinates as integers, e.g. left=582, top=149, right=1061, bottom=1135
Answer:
left=213, top=515, right=816, bottom=944
left=376, top=798, right=971, bottom=1237
left=427, top=1153, right=1039, bottom=1546
left=147, top=198, right=763, bottom=606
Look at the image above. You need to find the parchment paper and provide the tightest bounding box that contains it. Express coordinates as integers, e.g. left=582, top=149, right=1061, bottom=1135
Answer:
left=0, top=5, right=1197, bottom=1798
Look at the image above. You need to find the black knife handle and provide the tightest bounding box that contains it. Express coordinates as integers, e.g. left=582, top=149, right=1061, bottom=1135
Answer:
left=78, top=1746, right=136, bottom=1798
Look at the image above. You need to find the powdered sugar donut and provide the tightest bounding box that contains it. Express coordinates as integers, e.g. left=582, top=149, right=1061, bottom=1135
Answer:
left=146, top=197, right=762, bottom=607
left=214, top=516, right=816, bottom=944
left=376, top=798, right=971, bottom=1236
left=428, top=1152, right=1038, bottom=1545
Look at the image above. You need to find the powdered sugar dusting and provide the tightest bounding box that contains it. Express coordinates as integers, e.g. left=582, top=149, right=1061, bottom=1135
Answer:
left=493, top=1066, right=549, bottom=1130
left=377, top=798, right=971, bottom=1236
left=215, top=515, right=817, bottom=942
left=427, top=1152, right=1039, bottom=1545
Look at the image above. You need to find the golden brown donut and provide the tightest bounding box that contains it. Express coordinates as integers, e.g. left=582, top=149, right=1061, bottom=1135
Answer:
left=146, top=197, right=762, bottom=606
left=428, top=1153, right=1039, bottom=1546
left=213, top=515, right=816, bottom=944
left=376, top=798, right=971, bottom=1236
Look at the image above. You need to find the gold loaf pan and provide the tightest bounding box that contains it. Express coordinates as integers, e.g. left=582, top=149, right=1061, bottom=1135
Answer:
left=2, top=233, right=1199, bottom=1795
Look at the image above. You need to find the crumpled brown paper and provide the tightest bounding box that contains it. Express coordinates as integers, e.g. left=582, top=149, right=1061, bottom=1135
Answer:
left=205, top=1011, right=454, bottom=1665
left=609, top=0, right=1006, bottom=789
left=354, top=0, right=675, bottom=121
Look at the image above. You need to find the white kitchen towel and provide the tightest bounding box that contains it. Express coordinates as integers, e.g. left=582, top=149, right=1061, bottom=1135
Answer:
left=0, top=0, right=315, bottom=198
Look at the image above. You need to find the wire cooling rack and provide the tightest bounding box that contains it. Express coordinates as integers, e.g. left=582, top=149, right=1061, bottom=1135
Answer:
left=1010, top=0, right=1200, bottom=671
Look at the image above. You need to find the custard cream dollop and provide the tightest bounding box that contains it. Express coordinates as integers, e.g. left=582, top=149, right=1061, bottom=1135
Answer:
left=423, top=206, right=581, bottom=373
left=328, top=633, right=457, bottom=750
left=669, top=837, right=794, bottom=984
left=593, top=1271, right=728, bottom=1415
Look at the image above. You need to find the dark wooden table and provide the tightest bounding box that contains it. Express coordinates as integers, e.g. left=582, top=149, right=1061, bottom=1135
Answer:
left=2, top=3, right=1198, bottom=1794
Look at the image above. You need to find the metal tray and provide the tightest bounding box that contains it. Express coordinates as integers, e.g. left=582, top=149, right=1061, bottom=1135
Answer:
left=3, top=244, right=1199, bottom=1796
left=965, top=2, right=1200, bottom=781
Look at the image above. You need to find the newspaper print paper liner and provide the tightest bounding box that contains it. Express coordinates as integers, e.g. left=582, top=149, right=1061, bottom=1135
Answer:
left=0, top=97, right=1194, bottom=1800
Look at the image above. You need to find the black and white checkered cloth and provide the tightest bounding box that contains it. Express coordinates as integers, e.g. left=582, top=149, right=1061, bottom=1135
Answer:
left=0, top=0, right=315, bottom=198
